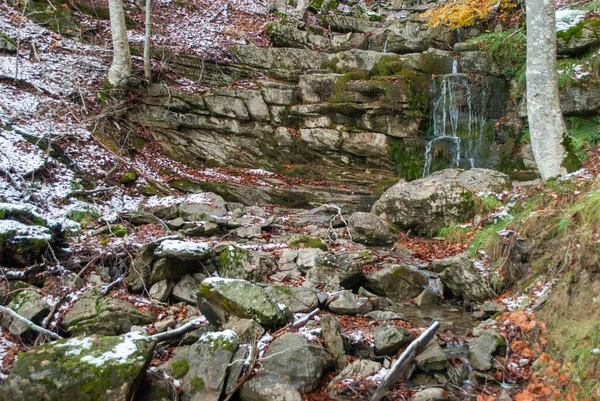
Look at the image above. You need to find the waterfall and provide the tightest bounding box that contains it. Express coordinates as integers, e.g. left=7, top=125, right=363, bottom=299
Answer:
left=423, top=73, right=492, bottom=177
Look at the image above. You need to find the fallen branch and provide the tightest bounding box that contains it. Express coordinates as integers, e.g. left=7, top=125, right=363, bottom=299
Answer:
left=0, top=305, right=63, bottom=340
left=148, top=316, right=206, bottom=342
left=370, top=321, right=440, bottom=401
left=71, top=186, right=118, bottom=196
left=272, top=308, right=321, bottom=336
left=223, top=336, right=259, bottom=401
left=101, top=274, right=125, bottom=295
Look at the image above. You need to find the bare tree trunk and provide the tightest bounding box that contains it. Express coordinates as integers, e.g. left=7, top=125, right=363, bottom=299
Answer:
left=143, top=0, right=152, bottom=82
left=526, top=0, right=568, bottom=180
left=107, top=0, right=131, bottom=87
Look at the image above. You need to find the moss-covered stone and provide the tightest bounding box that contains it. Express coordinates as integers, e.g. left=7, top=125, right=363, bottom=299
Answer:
left=111, top=224, right=128, bottom=238
left=0, top=333, right=155, bottom=401
left=288, top=234, right=328, bottom=251
left=119, top=171, right=138, bottom=185
left=138, top=185, right=157, bottom=196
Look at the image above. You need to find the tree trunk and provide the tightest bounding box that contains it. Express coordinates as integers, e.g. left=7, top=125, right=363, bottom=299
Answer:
left=526, top=0, right=568, bottom=180
left=143, top=0, right=152, bottom=82
left=107, top=0, right=131, bottom=87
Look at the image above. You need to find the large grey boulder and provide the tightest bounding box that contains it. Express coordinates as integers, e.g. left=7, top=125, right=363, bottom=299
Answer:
left=1, top=289, right=51, bottom=338
left=372, top=169, right=511, bottom=234
left=348, top=212, right=395, bottom=245
left=163, top=330, right=241, bottom=401
left=240, top=334, right=333, bottom=399
left=0, top=332, right=155, bottom=401
left=415, top=339, right=448, bottom=372
left=62, top=289, right=154, bottom=335
left=364, top=264, right=428, bottom=301
left=198, top=278, right=293, bottom=327
left=435, top=254, right=491, bottom=303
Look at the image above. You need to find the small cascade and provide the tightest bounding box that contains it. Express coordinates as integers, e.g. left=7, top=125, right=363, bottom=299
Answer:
left=423, top=71, right=495, bottom=177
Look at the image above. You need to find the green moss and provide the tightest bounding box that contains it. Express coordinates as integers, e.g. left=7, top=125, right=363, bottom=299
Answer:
left=288, top=235, right=328, bottom=251
left=119, top=171, right=138, bottom=185
left=21, top=1, right=81, bottom=36
left=111, top=225, right=127, bottom=238
left=171, top=360, right=190, bottom=378
left=387, top=137, right=424, bottom=181
left=138, top=185, right=157, bottom=196
left=561, top=134, right=583, bottom=173
left=557, top=19, right=600, bottom=42
left=0, top=32, right=16, bottom=47
left=469, top=30, right=526, bottom=80
left=218, top=245, right=249, bottom=270
left=190, top=377, right=206, bottom=392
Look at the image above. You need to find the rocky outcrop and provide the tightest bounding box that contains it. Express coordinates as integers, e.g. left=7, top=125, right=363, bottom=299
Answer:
left=0, top=333, right=155, bottom=401
left=557, top=19, right=600, bottom=56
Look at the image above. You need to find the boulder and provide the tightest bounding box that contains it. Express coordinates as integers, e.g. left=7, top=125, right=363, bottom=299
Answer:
left=560, top=85, right=600, bottom=115
left=240, top=334, right=333, bottom=398
left=295, top=248, right=324, bottom=272
left=364, top=310, right=407, bottom=321
left=155, top=240, right=214, bottom=261
left=326, top=290, right=374, bottom=315
left=163, top=330, right=240, bottom=401
left=364, top=264, right=428, bottom=301
left=373, top=324, right=414, bottom=356
left=415, top=289, right=439, bottom=307
left=320, top=315, right=346, bottom=369
left=457, top=51, right=501, bottom=76
left=264, top=285, right=319, bottom=313
left=0, top=220, right=52, bottom=266
left=370, top=21, right=457, bottom=54
left=557, top=19, right=600, bottom=56
left=1, top=289, right=51, bottom=338
left=415, top=340, right=448, bottom=372
left=372, top=169, right=511, bottom=234
left=413, top=387, right=449, bottom=401
left=435, top=254, right=491, bottom=303
left=303, top=252, right=366, bottom=292
left=142, top=193, right=228, bottom=220
left=149, top=279, right=174, bottom=302
left=223, top=317, right=265, bottom=344
left=62, top=289, right=154, bottom=335
left=217, top=246, right=277, bottom=283
left=198, top=278, right=293, bottom=327
left=348, top=212, right=395, bottom=245
left=172, top=274, right=204, bottom=304
left=0, top=33, right=17, bottom=53
left=0, top=332, right=155, bottom=400
left=327, top=359, right=381, bottom=398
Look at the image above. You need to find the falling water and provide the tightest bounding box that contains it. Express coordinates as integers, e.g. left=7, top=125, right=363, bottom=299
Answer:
left=423, top=72, right=491, bottom=177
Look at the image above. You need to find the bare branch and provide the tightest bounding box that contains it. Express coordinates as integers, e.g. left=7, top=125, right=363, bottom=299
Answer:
left=0, top=305, right=63, bottom=340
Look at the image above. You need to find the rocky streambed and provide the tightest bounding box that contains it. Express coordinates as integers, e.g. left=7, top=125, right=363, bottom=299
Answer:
left=0, top=167, right=524, bottom=401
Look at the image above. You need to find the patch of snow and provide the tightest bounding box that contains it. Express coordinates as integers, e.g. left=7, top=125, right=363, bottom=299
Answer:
left=0, top=219, right=51, bottom=240
left=56, top=337, right=94, bottom=356
left=155, top=239, right=211, bottom=255
left=80, top=332, right=149, bottom=366
left=556, top=9, right=587, bottom=32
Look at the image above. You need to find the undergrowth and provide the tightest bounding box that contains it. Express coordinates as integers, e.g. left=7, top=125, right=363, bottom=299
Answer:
left=468, top=30, right=526, bottom=82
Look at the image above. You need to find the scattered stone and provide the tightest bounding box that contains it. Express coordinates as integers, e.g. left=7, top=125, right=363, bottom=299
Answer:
left=303, top=252, right=366, bottom=292
left=234, top=224, right=262, bottom=239
left=415, top=340, right=449, bottom=372
left=223, top=317, right=265, bottom=344
left=415, top=289, right=439, bottom=307
left=0, top=333, right=155, bottom=400
left=155, top=317, right=177, bottom=333
left=264, top=285, right=319, bottom=313
left=468, top=333, right=503, bottom=371
left=413, top=387, right=449, bottom=401
left=320, top=315, right=347, bottom=369
left=364, top=264, right=428, bottom=301
left=373, top=324, right=414, bottom=356
left=149, top=279, right=174, bottom=302
left=172, top=274, right=204, bottom=304
left=364, top=310, right=407, bottom=321
left=218, top=246, right=277, bottom=283
left=326, top=290, right=374, bottom=315
left=348, top=212, right=395, bottom=245
left=164, top=330, right=240, bottom=401
left=198, top=278, right=293, bottom=327
left=436, top=254, right=491, bottom=303
left=295, top=248, right=324, bottom=272
left=240, top=334, right=333, bottom=398
left=1, top=289, right=51, bottom=338
left=62, top=289, right=154, bottom=336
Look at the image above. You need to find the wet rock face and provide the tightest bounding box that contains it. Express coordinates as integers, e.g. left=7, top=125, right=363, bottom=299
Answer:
left=372, top=169, right=511, bottom=235
left=0, top=333, right=155, bottom=401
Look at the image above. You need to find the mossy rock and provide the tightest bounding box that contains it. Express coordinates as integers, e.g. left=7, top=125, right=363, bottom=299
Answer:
left=111, top=224, right=128, bottom=238
left=119, top=171, right=138, bottom=185
left=0, top=333, right=155, bottom=401
left=137, top=185, right=157, bottom=196
left=287, top=234, right=328, bottom=251
left=21, top=1, right=81, bottom=36
left=198, top=278, right=293, bottom=328
left=0, top=220, right=52, bottom=266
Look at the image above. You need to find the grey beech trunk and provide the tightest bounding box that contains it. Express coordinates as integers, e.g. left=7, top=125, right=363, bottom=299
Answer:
left=144, top=0, right=151, bottom=82
left=107, top=0, right=131, bottom=87
left=526, top=0, right=568, bottom=179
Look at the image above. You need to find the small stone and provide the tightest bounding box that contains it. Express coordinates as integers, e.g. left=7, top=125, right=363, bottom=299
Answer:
left=413, top=387, right=448, bottom=401
left=365, top=310, right=407, bottom=321
left=119, top=171, right=138, bottom=184
left=154, top=317, right=176, bottom=333
left=415, top=289, right=439, bottom=307
left=234, top=224, right=262, bottom=239
left=138, top=185, right=157, bottom=196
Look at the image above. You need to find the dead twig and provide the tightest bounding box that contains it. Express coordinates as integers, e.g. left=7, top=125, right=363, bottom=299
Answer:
left=0, top=305, right=63, bottom=340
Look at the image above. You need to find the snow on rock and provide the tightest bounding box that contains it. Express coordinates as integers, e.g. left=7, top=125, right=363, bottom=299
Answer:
left=79, top=332, right=150, bottom=367
left=556, top=9, right=587, bottom=32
